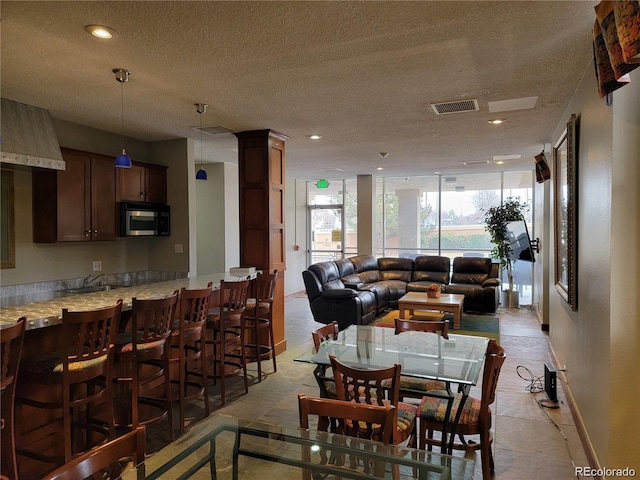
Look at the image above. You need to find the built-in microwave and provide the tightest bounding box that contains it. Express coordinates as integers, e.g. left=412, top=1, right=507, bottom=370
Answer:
left=120, top=202, right=170, bottom=237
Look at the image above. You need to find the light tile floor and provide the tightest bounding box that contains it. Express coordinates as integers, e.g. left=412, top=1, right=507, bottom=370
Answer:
left=148, top=296, right=589, bottom=479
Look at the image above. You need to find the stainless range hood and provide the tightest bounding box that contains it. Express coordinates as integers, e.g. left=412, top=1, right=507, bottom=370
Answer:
left=1, top=98, right=65, bottom=170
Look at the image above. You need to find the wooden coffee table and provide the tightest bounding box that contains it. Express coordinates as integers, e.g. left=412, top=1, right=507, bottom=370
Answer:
left=398, top=292, right=465, bottom=329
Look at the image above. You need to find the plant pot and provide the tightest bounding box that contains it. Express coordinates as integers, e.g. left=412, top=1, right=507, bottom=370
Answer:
left=501, top=290, right=519, bottom=308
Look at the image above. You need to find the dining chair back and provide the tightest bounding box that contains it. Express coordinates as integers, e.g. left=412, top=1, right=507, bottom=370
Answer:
left=169, top=285, right=212, bottom=435
left=310, top=322, right=339, bottom=398
left=312, top=322, right=339, bottom=350
left=17, top=300, right=122, bottom=463
left=205, top=279, right=250, bottom=406
left=298, top=393, right=395, bottom=444
left=1, top=317, right=26, bottom=480
left=114, top=291, right=178, bottom=441
left=418, top=339, right=506, bottom=479
left=394, top=318, right=449, bottom=338
left=244, top=271, right=278, bottom=381
left=329, top=355, right=417, bottom=446
left=298, top=394, right=395, bottom=479
left=42, top=426, right=146, bottom=480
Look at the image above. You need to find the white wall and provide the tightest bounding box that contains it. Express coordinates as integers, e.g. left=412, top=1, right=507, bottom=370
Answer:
left=148, top=138, right=191, bottom=274
left=284, top=177, right=308, bottom=296
left=195, top=162, right=239, bottom=275
left=608, top=70, right=640, bottom=469
left=548, top=65, right=639, bottom=470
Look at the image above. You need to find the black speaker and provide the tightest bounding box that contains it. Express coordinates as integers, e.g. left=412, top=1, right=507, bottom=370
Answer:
left=535, top=152, right=551, bottom=183
left=544, top=362, right=558, bottom=402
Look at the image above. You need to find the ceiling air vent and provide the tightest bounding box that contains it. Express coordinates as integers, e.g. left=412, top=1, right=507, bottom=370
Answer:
left=430, top=99, right=479, bottom=115
left=463, top=160, right=490, bottom=166
left=196, top=125, right=234, bottom=135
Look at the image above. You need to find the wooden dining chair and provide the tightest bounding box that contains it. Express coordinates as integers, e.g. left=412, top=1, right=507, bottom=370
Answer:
left=329, top=355, right=417, bottom=446
left=388, top=318, right=450, bottom=400
left=417, top=339, right=506, bottom=480
left=113, top=291, right=178, bottom=442
left=168, top=285, right=212, bottom=436
left=244, top=271, right=278, bottom=382
left=17, top=300, right=122, bottom=464
left=42, top=426, right=146, bottom=480
left=311, top=322, right=339, bottom=398
left=298, top=394, right=395, bottom=479
left=298, top=393, right=395, bottom=443
left=1, top=317, right=26, bottom=480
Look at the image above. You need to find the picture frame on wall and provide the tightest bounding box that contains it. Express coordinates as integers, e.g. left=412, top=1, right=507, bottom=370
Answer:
left=553, top=114, right=578, bottom=311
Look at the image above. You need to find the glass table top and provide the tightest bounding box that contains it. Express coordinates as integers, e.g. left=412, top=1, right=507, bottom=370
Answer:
left=144, top=414, right=475, bottom=479
left=295, top=325, right=489, bottom=386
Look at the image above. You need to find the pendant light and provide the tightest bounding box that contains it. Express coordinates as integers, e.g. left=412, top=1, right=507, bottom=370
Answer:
left=195, top=103, right=208, bottom=180
left=113, top=68, right=132, bottom=168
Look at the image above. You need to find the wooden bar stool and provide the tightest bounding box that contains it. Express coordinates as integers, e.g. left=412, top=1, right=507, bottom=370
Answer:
left=205, top=279, right=250, bottom=406
left=168, top=285, right=211, bottom=436
left=244, top=271, right=278, bottom=382
left=113, top=291, right=178, bottom=442
left=1, top=317, right=26, bottom=480
left=17, top=301, right=122, bottom=465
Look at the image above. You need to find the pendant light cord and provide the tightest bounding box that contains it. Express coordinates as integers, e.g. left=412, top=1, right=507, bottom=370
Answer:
left=121, top=80, right=126, bottom=152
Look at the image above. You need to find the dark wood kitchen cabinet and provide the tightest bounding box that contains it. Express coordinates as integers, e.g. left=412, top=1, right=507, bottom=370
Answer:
left=117, top=161, right=167, bottom=204
left=32, top=148, right=118, bottom=242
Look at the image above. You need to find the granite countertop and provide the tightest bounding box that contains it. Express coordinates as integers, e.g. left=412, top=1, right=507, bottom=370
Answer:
left=0, top=273, right=251, bottom=331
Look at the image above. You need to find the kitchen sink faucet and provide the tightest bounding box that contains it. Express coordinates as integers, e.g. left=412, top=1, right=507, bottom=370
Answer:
left=83, top=274, right=106, bottom=287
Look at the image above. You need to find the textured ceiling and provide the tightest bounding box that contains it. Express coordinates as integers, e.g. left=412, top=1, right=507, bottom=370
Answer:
left=1, top=1, right=597, bottom=180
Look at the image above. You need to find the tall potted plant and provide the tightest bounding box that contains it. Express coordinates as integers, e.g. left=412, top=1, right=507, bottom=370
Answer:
left=483, top=197, right=528, bottom=308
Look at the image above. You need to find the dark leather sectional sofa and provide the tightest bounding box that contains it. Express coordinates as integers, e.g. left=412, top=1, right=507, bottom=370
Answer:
left=302, top=254, right=501, bottom=329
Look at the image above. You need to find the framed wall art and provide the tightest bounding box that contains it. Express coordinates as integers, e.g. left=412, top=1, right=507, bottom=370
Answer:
left=553, top=114, right=578, bottom=310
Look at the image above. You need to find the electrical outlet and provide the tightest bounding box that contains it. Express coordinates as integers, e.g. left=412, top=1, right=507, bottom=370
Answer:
left=92, top=260, right=102, bottom=272
left=174, top=244, right=183, bottom=254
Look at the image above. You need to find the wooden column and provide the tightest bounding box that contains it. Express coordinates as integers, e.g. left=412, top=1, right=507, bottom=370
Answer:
left=234, top=130, right=289, bottom=353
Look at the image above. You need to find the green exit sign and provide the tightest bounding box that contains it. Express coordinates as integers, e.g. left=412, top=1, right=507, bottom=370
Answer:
left=316, top=179, right=329, bottom=189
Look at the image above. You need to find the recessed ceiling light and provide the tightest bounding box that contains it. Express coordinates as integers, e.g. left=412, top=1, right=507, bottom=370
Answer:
left=488, top=118, right=506, bottom=125
left=85, top=24, right=117, bottom=39
left=376, top=167, right=384, bottom=171
left=496, top=161, right=504, bottom=165
left=308, top=134, right=322, bottom=140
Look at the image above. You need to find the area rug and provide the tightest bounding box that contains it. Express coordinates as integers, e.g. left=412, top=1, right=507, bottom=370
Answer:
left=374, top=309, right=500, bottom=341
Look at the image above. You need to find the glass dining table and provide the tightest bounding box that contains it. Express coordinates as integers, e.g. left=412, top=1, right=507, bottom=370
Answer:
left=142, top=413, right=475, bottom=479
left=294, top=324, right=490, bottom=454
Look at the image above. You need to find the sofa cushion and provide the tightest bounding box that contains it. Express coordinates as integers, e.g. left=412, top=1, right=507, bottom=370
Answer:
left=378, top=257, right=414, bottom=283
left=375, top=280, right=407, bottom=301
left=334, top=258, right=355, bottom=277
left=450, top=257, right=491, bottom=285
left=412, top=255, right=451, bottom=284
left=360, top=282, right=390, bottom=309
left=358, top=270, right=380, bottom=284
left=341, top=273, right=364, bottom=289
left=321, top=289, right=357, bottom=299
left=444, top=283, right=484, bottom=304
left=407, top=281, right=447, bottom=292
left=350, top=255, right=379, bottom=273
left=308, top=261, right=341, bottom=284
